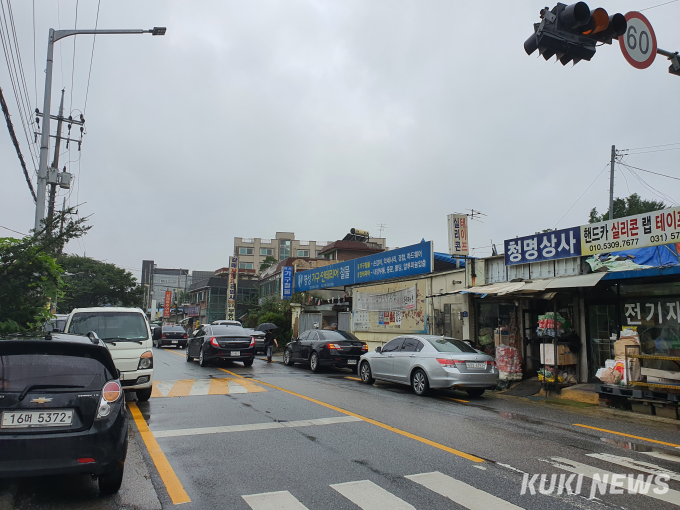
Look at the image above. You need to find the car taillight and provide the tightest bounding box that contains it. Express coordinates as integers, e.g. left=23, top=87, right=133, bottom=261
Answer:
left=210, top=336, right=220, bottom=347
left=487, top=360, right=496, bottom=367
left=361, top=344, right=368, bottom=351
left=138, top=350, right=153, bottom=370
left=183, top=334, right=188, bottom=339
left=327, top=343, right=342, bottom=350
left=250, top=336, right=256, bottom=347
left=96, top=380, right=122, bottom=419
left=162, top=333, right=166, bottom=338
left=437, top=358, right=464, bottom=367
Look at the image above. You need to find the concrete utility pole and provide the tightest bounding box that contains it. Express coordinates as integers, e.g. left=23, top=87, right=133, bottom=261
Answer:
left=46, top=89, right=66, bottom=228
left=609, top=145, right=616, bottom=221
left=33, top=26, right=166, bottom=234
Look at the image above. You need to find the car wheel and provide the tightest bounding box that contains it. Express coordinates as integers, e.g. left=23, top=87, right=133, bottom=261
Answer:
left=283, top=348, right=294, bottom=366
left=98, top=463, right=124, bottom=495
left=186, top=347, right=193, bottom=362
left=466, top=388, right=485, bottom=398
left=136, top=386, right=152, bottom=402
left=199, top=347, right=208, bottom=367
left=360, top=361, right=374, bottom=384
left=310, top=352, right=321, bottom=373
left=243, top=358, right=253, bottom=367
left=411, top=369, right=429, bottom=396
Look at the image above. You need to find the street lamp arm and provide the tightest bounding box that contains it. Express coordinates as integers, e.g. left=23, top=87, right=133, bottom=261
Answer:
left=53, top=28, right=165, bottom=42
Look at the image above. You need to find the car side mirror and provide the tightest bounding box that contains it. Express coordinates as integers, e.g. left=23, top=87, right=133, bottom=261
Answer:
left=152, top=327, right=162, bottom=341
left=375, top=346, right=382, bottom=353
left=117, top=369, right=121, bottom=379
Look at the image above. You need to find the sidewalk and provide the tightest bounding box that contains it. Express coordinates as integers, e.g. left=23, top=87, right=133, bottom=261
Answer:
left=501, top=378, right=599, bottom=404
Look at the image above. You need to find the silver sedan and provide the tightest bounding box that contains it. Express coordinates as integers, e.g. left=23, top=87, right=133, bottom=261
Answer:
left=358, top=335, right=499, bottom=397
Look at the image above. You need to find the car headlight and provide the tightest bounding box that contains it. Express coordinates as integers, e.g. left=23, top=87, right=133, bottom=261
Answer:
left=138, top=351, right=153, bottom=370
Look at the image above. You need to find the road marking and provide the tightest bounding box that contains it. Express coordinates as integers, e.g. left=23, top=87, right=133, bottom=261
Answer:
left=167, top=379, right=194, bottom=398
left=331, top=480, right=415, bottom=509
left=243, top=490, right=309, bottom=510
left=547, top=456, right=680, bottom=505
left=153, top=415, right=362, bottom=439
left=217, top=367, right=485, bottom=463
left=642, top=451, right=680, bottom=464
left=345, top=376, right=361, bottom=381
left=208, top=377, right=230, bottom=395
left=442, top=396, right=469, bottom=404
left=128, top=402, right=190, bottom=505
left=188, top=378, right=211, bottom=396
left=587, top=453, right=680, bottom=482
left=406, top=471, right=524, bottom=510
left=153, top=380, right=178, bottom=398
left=574, top=424, right=680, bottom=448
left=149, top=378, right=265, bottom=398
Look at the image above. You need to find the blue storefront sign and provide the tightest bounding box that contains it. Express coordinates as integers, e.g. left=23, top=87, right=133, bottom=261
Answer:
left=294, top=242, right=433, bottom=292
left=281, top=266, right=293, bottom=300
left=504, top=226, right=580, bottom=266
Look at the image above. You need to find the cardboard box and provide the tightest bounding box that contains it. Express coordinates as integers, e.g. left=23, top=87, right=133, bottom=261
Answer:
left=540, top=344, right=578, bottom=366
left=641, top=367, right=680, bottom=381
left=613, top=338, right=639, bottom=358
left=494, top=328, right=510, bottom=346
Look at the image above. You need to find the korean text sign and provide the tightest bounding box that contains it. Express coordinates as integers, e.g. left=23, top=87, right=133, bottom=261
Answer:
left=504, top=227, right=580, bottom=266
left=447, top=214, right=469, bottom=256
left=581, top=207, right=680, bottom=255
left=281, top=266, right=293, bottom=300
left=294, top=242, right=433, bottom=292
left=163, top=290, right=172, bottom=318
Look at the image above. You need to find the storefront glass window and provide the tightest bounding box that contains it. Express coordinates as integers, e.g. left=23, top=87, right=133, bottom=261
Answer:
left=588, top=304, right=617, bottom=374
left=475, top=302, right=517, bottom=357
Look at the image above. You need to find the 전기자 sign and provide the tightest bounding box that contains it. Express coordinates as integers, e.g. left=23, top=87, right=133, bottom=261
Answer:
left=581, top=206, right=680, bottom=256
left=504, top=226, right=580, bottom=266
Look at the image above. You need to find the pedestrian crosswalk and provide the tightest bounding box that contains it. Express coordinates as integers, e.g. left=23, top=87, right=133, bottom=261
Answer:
left=150, top=378, right=265, bottom=398
left=241, top=452, right=680, bottom=509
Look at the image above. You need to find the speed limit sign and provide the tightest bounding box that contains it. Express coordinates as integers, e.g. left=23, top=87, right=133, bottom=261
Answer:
left=619, top=12, right=657, bottom=69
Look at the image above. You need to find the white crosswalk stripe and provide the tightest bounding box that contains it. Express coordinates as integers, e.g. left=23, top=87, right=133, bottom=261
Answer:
left=188, top=378, right=211, bottom=396
left=587, top=453, right=680, bottom=482
left=331, top=480, right=416, bottom=510
left=154, top=380, right=177, bottom=397
left=547, top=456, right=680, bottom=506
left=243, top=490, right=309, bottom=510
left=642, top=451, right=680, bottom=464
left=406, top=471, right=524, bottom=510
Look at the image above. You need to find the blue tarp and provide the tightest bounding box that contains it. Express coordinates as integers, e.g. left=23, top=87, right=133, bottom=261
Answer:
left=606, top=245, right=680, bottom=268
left=434, top=252, right=466, bottom=267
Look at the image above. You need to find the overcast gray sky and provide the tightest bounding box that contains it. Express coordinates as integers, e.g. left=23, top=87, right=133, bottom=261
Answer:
left=2, top=0, right=679, bottom=279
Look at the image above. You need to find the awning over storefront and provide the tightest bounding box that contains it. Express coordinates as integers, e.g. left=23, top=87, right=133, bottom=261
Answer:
left=544, top=273, right=606, bottom=288
left=458, top=281, right=525, bottom=297
left=458, top=273, right=606, bottom=298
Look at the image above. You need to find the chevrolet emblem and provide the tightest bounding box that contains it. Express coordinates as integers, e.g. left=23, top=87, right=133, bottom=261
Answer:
left=30, top=397, right=53, bottom=404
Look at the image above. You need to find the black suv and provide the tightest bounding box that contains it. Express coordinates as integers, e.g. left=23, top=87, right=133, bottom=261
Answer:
left=0, top=332, right=128, bottom=494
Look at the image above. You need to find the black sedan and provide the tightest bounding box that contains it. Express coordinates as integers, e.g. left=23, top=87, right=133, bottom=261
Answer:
left=0, top=332, right=128, bottom=494
left=283, top=329, right=368, bottom=372
left=154, top=325, right=188, bottom=349
left=243, top=328, right=266, bottom=354
left=186, top=324, right=255, bottom=367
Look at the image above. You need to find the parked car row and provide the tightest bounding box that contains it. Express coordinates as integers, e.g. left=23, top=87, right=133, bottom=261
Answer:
left=282, top=330, right=499, bottom=398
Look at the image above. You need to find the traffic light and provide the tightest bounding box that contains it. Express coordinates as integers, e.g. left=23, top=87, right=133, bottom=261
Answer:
left=524, top=3, right=627, bottom=65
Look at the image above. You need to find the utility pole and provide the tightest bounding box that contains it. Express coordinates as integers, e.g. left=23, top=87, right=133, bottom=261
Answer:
left=33, top=26, right=166, bottom=234
left=46, top=89, right=66, bottom=230
left=609, top=145, right=616, bottom=221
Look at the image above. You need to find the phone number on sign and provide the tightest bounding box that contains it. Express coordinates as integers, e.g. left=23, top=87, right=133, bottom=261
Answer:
left=587, top=238, right=639, bottom=252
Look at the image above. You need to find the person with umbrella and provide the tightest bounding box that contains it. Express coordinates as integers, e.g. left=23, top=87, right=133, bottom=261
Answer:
left=257, top=323, right=279, bottom=363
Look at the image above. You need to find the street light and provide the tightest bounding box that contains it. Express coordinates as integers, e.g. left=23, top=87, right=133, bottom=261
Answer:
left=34, top=27, right=166, bottom=233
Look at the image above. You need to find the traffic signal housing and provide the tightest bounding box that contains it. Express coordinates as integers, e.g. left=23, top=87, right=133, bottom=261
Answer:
left=524, top=2, right=627, bottom=66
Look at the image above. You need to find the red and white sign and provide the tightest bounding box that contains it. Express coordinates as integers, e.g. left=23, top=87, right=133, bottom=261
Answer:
left=163, top=290, right=172, bottom=318
left=619, top=12, right=657, bottom=70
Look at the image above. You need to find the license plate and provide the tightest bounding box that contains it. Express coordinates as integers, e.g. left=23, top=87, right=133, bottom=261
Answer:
left=1, top=410, right=74, bottom=429
left=466, top=362, right=486, bottom=369
left=231, top=351, right=240, bottom=356
left=172, top=340, right=178, bottom=344
left=347, top=360, right=357, bottom=365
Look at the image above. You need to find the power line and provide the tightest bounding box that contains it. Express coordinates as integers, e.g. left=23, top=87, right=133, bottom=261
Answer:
left=617, top=160, right=680, bottom=182
left=0, top=224, right=27, bottom=236
left=69, top=0, right=78, bottom=114
left=0, top=86, right=37, bottom=201
left=640, top=0, right=679, bottom=11
left=83, top=0, right=101, bottom=114
left=621, top=142, right=680, bottom=151
left=553, top=163, right=609, bottom=228
left=623, top=147, right=680, bottom=156
left=622, top=164, right=678, bottom=205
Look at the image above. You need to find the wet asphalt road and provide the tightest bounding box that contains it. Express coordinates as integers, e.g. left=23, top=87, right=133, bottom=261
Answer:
left=2, top=345, right=680, bottom=509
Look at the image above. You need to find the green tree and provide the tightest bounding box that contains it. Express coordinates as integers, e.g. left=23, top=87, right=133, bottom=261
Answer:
left=244, top=296, right=293, bottom=346
left=0, top=209, right=89, bottom=333
left=57, top=255, right=143, bottom=312
left=589, top=193, right=665, bottom=223
left=259, top=256, right=278, bottom=272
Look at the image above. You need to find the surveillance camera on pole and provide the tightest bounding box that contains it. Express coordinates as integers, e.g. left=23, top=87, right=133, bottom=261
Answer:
left=524, top=2, right=627, bottom=65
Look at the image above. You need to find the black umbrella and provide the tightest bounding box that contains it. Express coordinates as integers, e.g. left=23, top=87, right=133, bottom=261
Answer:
left=256, top=323, right=278, bottom=331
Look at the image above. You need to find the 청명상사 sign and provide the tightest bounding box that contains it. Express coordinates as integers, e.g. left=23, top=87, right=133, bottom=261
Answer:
left=354, top=286, right=417, bottom=312
left=581, top=206, right=680, bottom=256
left=504, top=226, right=580, bottom=266
left=294, top=241, right=433, bottom=292
left=281, top=266, right=293, bottom=300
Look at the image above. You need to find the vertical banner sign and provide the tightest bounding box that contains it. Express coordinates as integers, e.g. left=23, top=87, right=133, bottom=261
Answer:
left=281, top=266, right=293, bottom=300
left=447, top=214, right=469, bottom=256
left=227, top=256, right=238, bottom=320
left=163, top=290, right=172, bottom=318
left=504, top=226, right=580, bottom=266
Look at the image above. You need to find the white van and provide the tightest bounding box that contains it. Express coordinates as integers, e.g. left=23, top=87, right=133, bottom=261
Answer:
left=64, top=307, right=154, bottom=401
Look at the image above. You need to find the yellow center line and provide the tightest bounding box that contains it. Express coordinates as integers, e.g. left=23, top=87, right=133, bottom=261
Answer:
left=345, top=376, right=362, bottom=381
left=574, top=423, right=680, bottom=448
left=442, top=396, right=469, bottom=404
left=217, top=367, right=484, bottom=463
left=163, top=348, right=185, bottom=358
left=128, top=402, right=191, bottom=505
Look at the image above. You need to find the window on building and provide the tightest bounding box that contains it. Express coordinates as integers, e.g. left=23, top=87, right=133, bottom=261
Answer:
left=315, top=250, right=323, bottom=257
left=297, top=249, right=310, bottom=257
left=279, top=239, right=291, bottom=261
left=239, top=262, right=254, bottom=270
left=260, top=248, right=274, bottom=256
left=239, top=247, right=254, bottom=255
